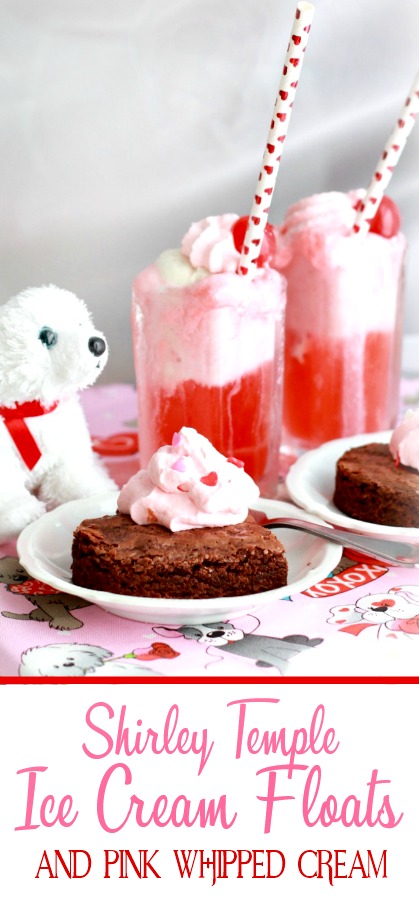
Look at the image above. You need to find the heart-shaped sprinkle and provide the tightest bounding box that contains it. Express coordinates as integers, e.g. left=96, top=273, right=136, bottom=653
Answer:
left=251, top=215, right=261, bottom=225
left=289, top=57, right=300, bottom=67
left=264, top=165, right=274, bottom=175
left=277, top=112, right=287, bottom=121
left=200, top=471, right=218, bottom=487
left=254, top=194, right=261, bottom=205
left=267, top=143, right=275, bottom=154
left=292, top=34, right=301, bottom=44
left=279, top=90, right=288, bottom=100
left=374, top=172, right=382, bottom=181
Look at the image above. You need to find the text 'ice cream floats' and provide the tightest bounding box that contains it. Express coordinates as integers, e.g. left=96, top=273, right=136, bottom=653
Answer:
left=132, top=215, right=286, bottom=494
left=273, top=191, right=406, bottom=452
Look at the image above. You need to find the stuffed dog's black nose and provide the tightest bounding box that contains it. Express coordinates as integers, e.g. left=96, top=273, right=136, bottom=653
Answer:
left=88, top=336, right=106, bottom=357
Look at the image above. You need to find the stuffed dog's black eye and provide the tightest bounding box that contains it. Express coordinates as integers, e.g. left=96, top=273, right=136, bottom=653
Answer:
left=39, top=327, right=58, bottom=348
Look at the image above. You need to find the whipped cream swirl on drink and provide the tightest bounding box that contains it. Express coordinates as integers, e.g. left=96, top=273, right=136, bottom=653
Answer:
left=390, top=411, right=419, bottom=471
left=117, top=427, right=260, bottom=531
left=156, top=214, right=240, bottom=285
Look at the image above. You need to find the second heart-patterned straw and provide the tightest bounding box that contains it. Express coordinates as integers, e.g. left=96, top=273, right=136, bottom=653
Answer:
left=353, top=71, right=419, bottom=236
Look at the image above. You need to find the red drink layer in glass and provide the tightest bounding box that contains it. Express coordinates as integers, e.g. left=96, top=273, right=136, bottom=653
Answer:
left=273, top=191, right=406, bottom=453
left=132, top=216, right=286, bottom=495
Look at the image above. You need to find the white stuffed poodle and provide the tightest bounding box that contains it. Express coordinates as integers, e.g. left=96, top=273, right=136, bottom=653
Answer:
left=0, top=285, right=117, bottom=542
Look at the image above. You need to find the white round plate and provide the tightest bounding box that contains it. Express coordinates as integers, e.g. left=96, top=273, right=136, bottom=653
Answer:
left=286, top=430, right=419, bottom=539
left=17, top=492, right=341, bottom=625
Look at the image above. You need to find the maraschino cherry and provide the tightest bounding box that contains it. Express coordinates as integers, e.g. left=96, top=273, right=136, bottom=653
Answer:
left=369, top=195, right=401, bottom=239
left=232, top=216, right=276, bottom=266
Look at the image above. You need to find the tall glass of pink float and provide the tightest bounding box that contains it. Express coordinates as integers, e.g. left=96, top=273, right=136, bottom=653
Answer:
left=131, top=2, right=315, bottom=493
left=132, top=216, right=286, bottom=494
left=273, top=71, right=419, bottom=454
left=274, top=190, right=406, bottom=453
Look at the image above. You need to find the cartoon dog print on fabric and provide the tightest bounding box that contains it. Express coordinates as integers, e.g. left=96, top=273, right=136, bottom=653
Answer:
left=328, top=584, right=419, bottom=639
left=0, top=555, right=90, bottom=630
left=18, top=642, right=173, bottom=677
left=155, top=618, right=323, bottom=673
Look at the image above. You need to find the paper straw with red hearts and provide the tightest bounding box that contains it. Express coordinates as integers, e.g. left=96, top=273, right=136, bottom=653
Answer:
left=238, top=1, right=315, bottom=276
left=353, top=71, right=419, bottom=236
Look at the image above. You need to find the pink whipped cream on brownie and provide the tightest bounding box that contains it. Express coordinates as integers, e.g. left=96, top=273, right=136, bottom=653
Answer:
left=389, top=410, right=419, bottom=470
left=117, top=426, right=259, bottom=532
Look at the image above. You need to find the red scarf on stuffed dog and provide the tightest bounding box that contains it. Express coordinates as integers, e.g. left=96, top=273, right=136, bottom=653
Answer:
left=0, top=400, right=59, bottom=470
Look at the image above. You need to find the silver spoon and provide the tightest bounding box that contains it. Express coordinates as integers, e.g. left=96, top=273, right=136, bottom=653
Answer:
left=250, top=509, right=419, bottom=567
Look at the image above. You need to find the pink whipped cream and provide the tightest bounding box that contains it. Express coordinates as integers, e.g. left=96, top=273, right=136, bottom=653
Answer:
left=181, top=214, right=240, bottom=273
left=117, top=426, right=260, bottom=531
left=389, top=411, right=419, bottom=471
left=273, top=190, right=407, bottom=337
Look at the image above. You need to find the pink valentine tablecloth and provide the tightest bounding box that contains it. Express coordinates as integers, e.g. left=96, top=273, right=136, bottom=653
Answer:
left=1, top=381, right=419, bottom=679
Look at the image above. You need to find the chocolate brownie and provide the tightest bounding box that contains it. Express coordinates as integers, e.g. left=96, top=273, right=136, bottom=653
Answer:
left=334, top=442, right=419, bottom=527
left=72, top=513, right=288, bottom=599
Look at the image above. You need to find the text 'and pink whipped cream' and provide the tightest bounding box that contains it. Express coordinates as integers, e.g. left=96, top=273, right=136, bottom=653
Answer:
left=390, top=411, right=419, bottom=471
left=117, top=427, right=260, bottom=531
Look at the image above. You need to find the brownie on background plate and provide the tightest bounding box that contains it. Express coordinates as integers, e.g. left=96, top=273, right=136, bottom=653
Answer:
left=334, top=442, right=419, bottom=528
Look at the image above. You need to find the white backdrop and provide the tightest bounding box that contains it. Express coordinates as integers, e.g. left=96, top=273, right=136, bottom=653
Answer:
left=1, top=0, right=418, bottom=383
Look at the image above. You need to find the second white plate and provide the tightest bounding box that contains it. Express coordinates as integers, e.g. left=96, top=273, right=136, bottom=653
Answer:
left=286, top=430, right=419, bottom=539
